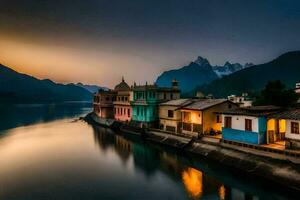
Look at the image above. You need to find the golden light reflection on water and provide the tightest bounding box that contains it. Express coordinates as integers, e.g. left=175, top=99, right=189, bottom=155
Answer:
left=182, top=168, right=203, bottom=199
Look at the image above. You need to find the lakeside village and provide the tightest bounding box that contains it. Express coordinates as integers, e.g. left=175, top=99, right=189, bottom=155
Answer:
left=88, top=78, right=300, bottom=190
left=91, top=78, right=300, bottom=151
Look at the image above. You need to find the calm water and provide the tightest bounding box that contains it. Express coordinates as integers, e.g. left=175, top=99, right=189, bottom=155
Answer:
left=0, top=103, right=297, bottom=199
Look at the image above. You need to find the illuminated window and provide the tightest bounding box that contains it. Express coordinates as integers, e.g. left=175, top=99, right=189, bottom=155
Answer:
left=245, top=119, right=252, bottom=131
left=291, top=122, right=299, bottom=134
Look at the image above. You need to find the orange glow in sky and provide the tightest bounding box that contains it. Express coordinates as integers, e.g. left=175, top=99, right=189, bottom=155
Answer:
left=0, top=34, right=168, bottom=88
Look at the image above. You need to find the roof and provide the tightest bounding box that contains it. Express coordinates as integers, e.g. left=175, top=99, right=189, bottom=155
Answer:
left=219, top=106, right=281, bottom=117
left=133, top=84, right=180, bottom=92
left=159, top=99, right=192, bottom=107
left=114, top=78, right=131, bottom=91
left=181, top=99, right=230, bottom=111
left=268, top=109, right=300, bottom=120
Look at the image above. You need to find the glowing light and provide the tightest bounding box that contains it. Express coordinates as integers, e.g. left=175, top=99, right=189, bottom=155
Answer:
left=191, top=112, right=201, bottom=124
left=219, top=185, right=226, bottom=200
left=267, top=119, right=276, bottom=131
left=182, top=168, right=203, bottom=199
left=279, top=119, right=286, bottom=133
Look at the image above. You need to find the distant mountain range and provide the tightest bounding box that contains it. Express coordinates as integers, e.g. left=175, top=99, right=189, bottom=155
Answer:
left=156, top=56, right=253, bottom=92
left=193, top=51, right=300, bottom=97
left=0, top=64, right=104, bottom=103
left=75, top=83, right=109, bottom=93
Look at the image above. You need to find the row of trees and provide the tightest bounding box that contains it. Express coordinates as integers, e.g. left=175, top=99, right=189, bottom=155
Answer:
left=253, top=80, right=299, bottom=107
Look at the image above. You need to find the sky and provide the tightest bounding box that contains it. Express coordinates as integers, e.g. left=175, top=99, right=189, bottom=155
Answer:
left=0, top=0, right=300, bottom=88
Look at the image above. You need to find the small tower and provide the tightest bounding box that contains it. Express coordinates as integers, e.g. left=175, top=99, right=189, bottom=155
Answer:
left=172, top=79, right=179, bottom=89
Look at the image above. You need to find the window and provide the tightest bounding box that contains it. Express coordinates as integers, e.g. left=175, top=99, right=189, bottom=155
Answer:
left=137, top=107, right=139, bottom=116
left=164, top=93, right=166, bottom=99
left=291, top=122, right=299, bottom=134
left=182, top=112, right=191, bottom=122
left=224, top=117, right=232, bottom=128
left=168, top=110, right=174, bottom=118
left=228, top=104, right=232, bottom=109
left=128, top=109, right=130, bottom=117
left=245, top=119, right=252, bottom=131
left=170, top=93, right=173, bottom=99
left=106, top=97, right=109, bottom=101
left=216, top=115, right=222, bottom=123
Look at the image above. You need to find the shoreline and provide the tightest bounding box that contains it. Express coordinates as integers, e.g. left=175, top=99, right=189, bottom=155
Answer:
left=84, top=112, right=300, bottom=193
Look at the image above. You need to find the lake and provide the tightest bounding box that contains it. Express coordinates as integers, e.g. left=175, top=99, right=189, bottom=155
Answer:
left=0, top=103, right=296, bottom=199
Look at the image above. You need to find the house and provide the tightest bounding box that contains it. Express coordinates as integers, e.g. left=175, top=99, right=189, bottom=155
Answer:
left=159, top=99, right=193, bottom=133
left=131, top=80, right=180, bottom=128
left=220, top=106, right=281, bottom=145
left=113, top=78, right=133, bottom=122
left=268, top=109, right=300, bottom=150
left=180, top=99, right=238, bottom=136
left=93, top=89, right=117, bottom=119
left=227, top=94, right=252, bottom=107
left=295, top=83, right=300, bottom=94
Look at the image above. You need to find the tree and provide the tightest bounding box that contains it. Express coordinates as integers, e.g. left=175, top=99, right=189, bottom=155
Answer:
left=253, top=80, right=299, bottom=107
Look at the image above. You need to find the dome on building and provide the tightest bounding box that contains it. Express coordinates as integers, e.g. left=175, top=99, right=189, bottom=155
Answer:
left=114, top=77, right=130, bottom=91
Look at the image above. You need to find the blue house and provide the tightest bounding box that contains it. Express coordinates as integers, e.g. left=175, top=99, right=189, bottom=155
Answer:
left=220, top=106, right=281, bottom=145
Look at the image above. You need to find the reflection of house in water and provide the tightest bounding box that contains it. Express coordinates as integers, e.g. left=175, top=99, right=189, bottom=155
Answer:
left=182, top=168, right=203, bottom=199
left=132, top=143, right=160, bottom=176
left=114, top=136, right=133, bottom=164
left=92, top=125, right=133, bottom=164
left=92, top=125, right=116, bottom=151
left=181, top=167, right=229, bottom=200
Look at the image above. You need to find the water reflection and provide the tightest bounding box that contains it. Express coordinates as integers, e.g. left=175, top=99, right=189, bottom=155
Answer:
left=0, top=102, right=92, bottom=131
left=0, top=107, right=297, bottom=199
left=91, top=125, right=252, bottom=200
left=182, top=168, right=203, bottom=199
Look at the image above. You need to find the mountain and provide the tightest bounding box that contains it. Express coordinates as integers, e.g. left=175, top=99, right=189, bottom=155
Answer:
left=156, top=57, right=218, bottom=92
left=213, top=62, right=253, bottom=77
left=75, top=83, right=109, bottom=93
left=195, top=51, right=300, bottom=98
left=0, top=64, right=93, bottom=103
left=155, top=56, right=252, bottom=92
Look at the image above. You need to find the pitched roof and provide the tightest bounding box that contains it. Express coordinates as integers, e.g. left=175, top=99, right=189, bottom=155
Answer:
left=160, top=99, right=192, bottom=106
left=181, top=99, right=229, bottom=111
left=219, top=106, right=281, bottom=117
left=268, top=109, right=300, bottom=120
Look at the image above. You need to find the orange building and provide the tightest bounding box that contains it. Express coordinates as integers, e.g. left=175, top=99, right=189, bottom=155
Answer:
left=93, top=89, right=117, bottom=119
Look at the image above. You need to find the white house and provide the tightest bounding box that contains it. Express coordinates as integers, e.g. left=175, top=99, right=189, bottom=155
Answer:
left=227, top=94, right=252, bottom=107
left=220, top=106, right=281, bottom=145
left=295, top=83, right=300, bottom=94
left=269, top=109, right=300, bottom=150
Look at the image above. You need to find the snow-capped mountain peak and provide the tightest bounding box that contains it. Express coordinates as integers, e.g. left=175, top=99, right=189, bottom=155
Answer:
left=194, top=56, right=210, bottom=66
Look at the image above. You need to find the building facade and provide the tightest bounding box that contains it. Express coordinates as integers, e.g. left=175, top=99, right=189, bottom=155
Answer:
left=159, top=99, right=192, bottom=133
left=93, top=89, right=117, bottom=119
left=220, top=106, right=281, bottom=145
left=179, top=99, right=238, bottom=136
left=227, top=94, right=252, bottom=107
left=113, top=78, right=133, bottom=122
left=268, top=109, right=300, bottom=150
left=131, top=80, right=180, bottom=128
